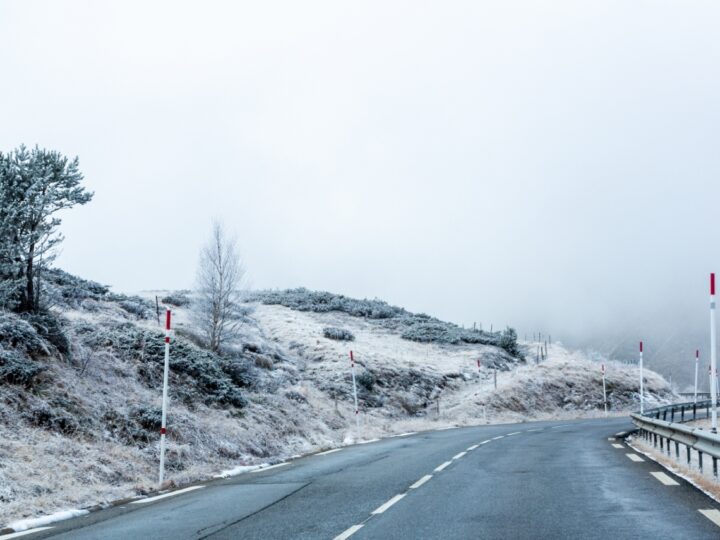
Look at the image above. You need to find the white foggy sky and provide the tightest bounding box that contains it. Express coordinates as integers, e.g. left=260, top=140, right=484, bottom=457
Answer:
left=2, top=1, right=720, bottom=344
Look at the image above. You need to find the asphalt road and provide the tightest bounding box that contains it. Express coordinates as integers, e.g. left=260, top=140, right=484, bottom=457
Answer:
left=12, top=417, right=720, bottom=539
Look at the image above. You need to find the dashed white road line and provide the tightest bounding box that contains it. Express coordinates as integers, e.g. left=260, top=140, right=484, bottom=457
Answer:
left=434, top=461, right=452, bottom=472
left=453, top=451, right=467, bottom=460
left=333, top=524, right=364, bottom=540
left=492, top=435, right=504, bottom=440
left=527, top=428, right=543, bottom=432
left=611, top=443, right=624, bottom=449
left=131, top=486, right=204, bottom=505
left=651, top=472, right=679, bottom=486
left=317, top=448, right=342, bottom=456
left=608, top=438, right=616, bottom=441
left=0, top=528, right=54, bottom=539
left=357, top=438, right=381, bottom=445
left=507, top=432, right=521, bottom=436
left=467, top=444, right=479, bottom=451
left=699, top=509, right=720, bottom=528
left=251, top=462, right=289, bottom=473
left=479, top=440, right=491, bottom=445
left=615, top=431, right=627, bottom=437
left=410, top=475, right=433, bottom=489
left=372, top=494, right=406, bottom=514
left=626, top=453, right=644, bottom=462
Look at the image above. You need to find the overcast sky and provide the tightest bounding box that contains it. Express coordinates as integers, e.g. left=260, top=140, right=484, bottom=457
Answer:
left=2, top=1, right=720, bottom=359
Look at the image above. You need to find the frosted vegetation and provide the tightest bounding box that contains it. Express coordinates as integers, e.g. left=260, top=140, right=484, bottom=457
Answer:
left=0, top=270, right=674, bottom=528
left=251, top=288, right=520, bottom=355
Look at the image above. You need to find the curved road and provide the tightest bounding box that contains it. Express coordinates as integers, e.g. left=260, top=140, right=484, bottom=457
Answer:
left=11, top=417, right=720, bottom=539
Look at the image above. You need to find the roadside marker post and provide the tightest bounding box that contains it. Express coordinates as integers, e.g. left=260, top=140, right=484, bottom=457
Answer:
left=639, top=341, right=644, bottom=415
left=711, top=274, right=718, bottom=433
left=695, top=350, right=700, bottom=404
left=350, top=351, right=360, bottom=429
left=159, top=308, right=171, bottom=486
left=601, top=363, right=607, bottom=417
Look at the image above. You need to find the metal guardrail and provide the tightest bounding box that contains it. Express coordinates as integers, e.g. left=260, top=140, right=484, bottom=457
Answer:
left=630, top=399, right=720, bottom=476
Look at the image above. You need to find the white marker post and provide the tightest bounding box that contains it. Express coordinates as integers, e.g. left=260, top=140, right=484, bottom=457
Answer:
left=711, top=273, right=718, bottom=433
left=601, top=363, right=607, bottom=417
left=694, top=350, right=700, bottom=404
left=159, top=308, right=171, bottom=487
left=477, top=358, right=481, bottom=380
left=639, top=341, right=644, bottom=414
left=349, top=350, right=360, bottom=429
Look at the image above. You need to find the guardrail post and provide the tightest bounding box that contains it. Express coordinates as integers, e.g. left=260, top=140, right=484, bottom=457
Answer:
left=681, top=406, right=684, bottom=422
left=699, top=451, right=704, bottom=472
left=675, top=441, right=680, bottom=459
left=671, top=408, right=675, bottom=422
left=693, top=403, right=697, bottom=420
left=653, top=433, right=658, bottom=447
left=663, top=410, right=667, bottom=421
left=660, top=437, right=664, bottom=451
left=714, top=457, right=719, bottom=478
left=687, top=445, right=691, bottom=465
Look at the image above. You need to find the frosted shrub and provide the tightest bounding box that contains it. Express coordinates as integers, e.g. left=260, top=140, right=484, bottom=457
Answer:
left=0, top=348, right=45, bottom=387
left=322, top=327, right=355, bottom=341
left=0, top=312, right=51, bottom=356
left=161, top=293, right=191, bottom=307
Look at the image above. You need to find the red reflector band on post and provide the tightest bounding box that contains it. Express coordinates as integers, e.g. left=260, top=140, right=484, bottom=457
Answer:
left=350, top=350, right=354, bottom=362
left=160, top=427, right=166, bottom=435
left=712, top=273, right=716, bottom=296
left=697, top=350, right=700, bottom=358
left=639, top=341, right=643, bottom=353
left=166, top=309, right=172, bottom=330
left=165, top=336, right=170, bottom=343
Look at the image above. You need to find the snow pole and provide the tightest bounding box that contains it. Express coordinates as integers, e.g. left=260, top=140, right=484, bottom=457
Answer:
left=639, top=341, right=644, bottom=414
left=695, top=350, right=700, bottom=404
left=350, top=350, right=360, bottom=429
left=477, top=358, right=481, bottom=380
left=601, top=363, right=607, bottom=417
left=711, top=273, right=718, bottom=433
left=159, top=308, right=171, bottom=486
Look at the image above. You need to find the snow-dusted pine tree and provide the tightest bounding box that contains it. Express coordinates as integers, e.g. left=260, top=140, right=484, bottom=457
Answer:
left=192, top=221, right=247, bottom=352
left=0, top=145, right=93, bottom=312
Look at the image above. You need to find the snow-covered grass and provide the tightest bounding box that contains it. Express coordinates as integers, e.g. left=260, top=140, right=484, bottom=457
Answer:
left=0, top=275, right=674, bottom=529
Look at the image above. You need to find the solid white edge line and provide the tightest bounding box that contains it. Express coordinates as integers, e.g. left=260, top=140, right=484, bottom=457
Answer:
left=507, top=432, right=521, bottom=436
left=251, top=462, right=289, bottom=473
left=608, top=438, right=616, bottom=441
left=467, top=444, right=479, bottom=451
left=131, top=486, right=204, bottom=505
left=699, top=509, right=720, bottom=528
left=372, top=494, right=406, bottom=514
left=397, top=432, right=417, bottom=437
left=492, top=436, right=504, bottom=440
left=611, top=443, right=624, bottom=449
left=0, top=528, right=53, bottom=539
left=410, top=475, right=433, bottom=489
left=453, top=451, right=467, bottom=460
left=434, top=461, right=452, bottom=472
left=317, top=448, right=342, bottom=456
left=333, top=524, right=364, bottom=540
left=626, top=453, right=644, bottom=462
left=650, top=471, right=680, bottom=486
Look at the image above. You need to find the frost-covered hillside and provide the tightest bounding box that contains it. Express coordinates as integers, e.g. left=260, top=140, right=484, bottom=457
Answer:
left=0, top=272, right=673, bottom=528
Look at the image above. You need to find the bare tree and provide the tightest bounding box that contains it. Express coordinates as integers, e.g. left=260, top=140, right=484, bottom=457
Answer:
left=192, top=221, right=246, bottom=352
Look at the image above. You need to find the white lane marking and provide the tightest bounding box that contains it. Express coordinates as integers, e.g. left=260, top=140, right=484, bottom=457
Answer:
left=507, top=432, right=521, bottom=436
left=615, top=431, right=627, bottom=437
left=358, top=438, right=381, bottom=445
left=551, top=425, right=569, bottom=429
left=453, top=451, right=467, bottom=460
left=410, top=475, right=432, bottom=489
left=699, top=509, right=720, bottom=528
left=397, top=432, right=417, bottom=437
left=131, top=486, right=204, bottom=504
left=251, top=462, right=289, bottom=473
left=467, top=444, right=479, bottom=451
left=611, top=444, right=624, bottom=449
left=372, top=494, right=406, bottom=514
left=317, top=448, right=342, bottom=456
left=334, top=524, right=364, bottom=540
left=626, top=453, right=644, bottom=462
left=492, top=436, right=504, bottom=440
left=436, top=426, right=457, bottom=431
left=527, top=428, right=543, bottom=432
left=607, top=438, right=616, bottom=441
left=434, top=461, right=452, bottom=472
left=479, top=440, right=491, bottom=445
left=0, top=529, right=54, bottom=539
left=651, top=472, right=679, bottom=486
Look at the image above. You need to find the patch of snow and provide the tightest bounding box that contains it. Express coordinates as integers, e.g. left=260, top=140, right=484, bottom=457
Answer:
left=8, top=508, right=89, bottom=532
